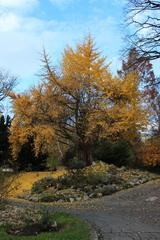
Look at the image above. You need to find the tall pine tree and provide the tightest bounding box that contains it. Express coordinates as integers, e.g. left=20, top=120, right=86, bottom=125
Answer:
left=0, top=115, right=11, bottom=167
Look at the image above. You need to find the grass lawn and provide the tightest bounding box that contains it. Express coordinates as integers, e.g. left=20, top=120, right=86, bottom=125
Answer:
left=0, top=212, right=90, bottom=240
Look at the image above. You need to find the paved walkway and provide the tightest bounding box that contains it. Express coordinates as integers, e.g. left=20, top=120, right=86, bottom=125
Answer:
left=11, top=179, right=160, bottom=240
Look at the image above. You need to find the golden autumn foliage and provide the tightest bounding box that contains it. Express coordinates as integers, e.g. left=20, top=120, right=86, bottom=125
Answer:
left=139, top=136, right=160, bottom=167
left=9, top=170, right=66, bottom=198
left=9, top=36, right=147, bottom=164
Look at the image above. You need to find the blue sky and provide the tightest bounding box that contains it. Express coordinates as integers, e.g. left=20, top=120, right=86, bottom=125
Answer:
left=0, top=0, right=135, bottom=93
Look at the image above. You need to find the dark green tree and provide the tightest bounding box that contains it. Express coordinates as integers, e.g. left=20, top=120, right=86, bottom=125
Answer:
left=0, top=115, right=11, bottom=167
left=16, top=137, right=47, bottom=171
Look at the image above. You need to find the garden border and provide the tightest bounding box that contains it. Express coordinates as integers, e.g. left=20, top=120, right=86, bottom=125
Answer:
left=8, top=198, right=102, bottom=240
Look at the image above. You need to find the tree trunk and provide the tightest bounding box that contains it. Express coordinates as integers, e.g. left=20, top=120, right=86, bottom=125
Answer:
left=77, top=142, right=92, bottom=166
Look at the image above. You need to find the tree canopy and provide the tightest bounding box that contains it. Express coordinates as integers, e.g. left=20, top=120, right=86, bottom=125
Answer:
left=9, top=36, right=147, bottom=166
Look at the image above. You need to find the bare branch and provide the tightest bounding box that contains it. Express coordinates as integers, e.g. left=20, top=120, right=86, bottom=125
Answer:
left=125, top=0, right=160, bottom=61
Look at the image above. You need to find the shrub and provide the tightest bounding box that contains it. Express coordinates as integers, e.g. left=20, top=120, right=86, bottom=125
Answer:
left=64, top=156, right=86, bottom=170
left=67, top=157, right=86, bottom=170
left=46, top=154, right=60, bottom=171
left=58, top=170, right=124, bottom=189
left=85, top=172, right=106, bottom=185
left=138, top=136, right=160, bottom=167
left=40, top=210, right=53, bottom=226
left=105, top=173, right=124, bottom=185
left=0, top=171, right=9, bottom=205
left=58, top=170, right=85, bottom=188
left=0, top=170, right=17, bottom=207
left=93, top=140, right=135, bottom=167
left=31, top=176, right=57, bottom=194
left=62, top=146, right=87, bottom=169
left=86, top=172, right=124, bottom=186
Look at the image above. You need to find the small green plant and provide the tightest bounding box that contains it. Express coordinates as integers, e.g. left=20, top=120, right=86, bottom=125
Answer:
left=85, top=172, right=106, bottom=185
left=105, top=173, right=124, bottom=185
left=31, top=176, right=57, bottom=194
left=58, top=170, right=86, bottom=188
left=67, top=157, right=86, bottom=169
left=40, top=210, right=53, bottom=226
left=0, top=169, right=17, bottom=208
left=47, top=154, right=60, bottom=172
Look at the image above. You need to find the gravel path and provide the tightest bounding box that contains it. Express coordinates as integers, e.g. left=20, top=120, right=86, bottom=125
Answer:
left=11, top=179, right=160, bottom=240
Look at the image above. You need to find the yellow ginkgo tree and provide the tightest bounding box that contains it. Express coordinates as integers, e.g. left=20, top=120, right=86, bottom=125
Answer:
left=9, top=36, right=147, bottom=166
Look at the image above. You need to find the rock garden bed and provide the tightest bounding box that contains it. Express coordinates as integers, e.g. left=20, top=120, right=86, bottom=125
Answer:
left=17, top=162, right=159, bottom=203
left=0, top=206, right=91, bottom=240
left=0, top=206, right=61, bottom=236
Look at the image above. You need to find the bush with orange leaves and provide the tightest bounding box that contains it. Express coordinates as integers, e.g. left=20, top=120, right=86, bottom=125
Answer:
left=139, top=136, right=160, bottom=167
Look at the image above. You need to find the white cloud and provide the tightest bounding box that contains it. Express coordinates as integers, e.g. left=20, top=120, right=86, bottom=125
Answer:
left=0, top=0, right=38, bottom=10
left=0, top=14, right=124, bottom=90
left=0, top=13, right=20, bottom=31
left=0, top=15, right=80, bottom=90
left=0, top=1, right=125, bottom=92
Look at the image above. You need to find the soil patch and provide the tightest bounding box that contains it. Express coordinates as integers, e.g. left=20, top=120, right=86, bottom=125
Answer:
left=7, top=222, right=62, bottom=236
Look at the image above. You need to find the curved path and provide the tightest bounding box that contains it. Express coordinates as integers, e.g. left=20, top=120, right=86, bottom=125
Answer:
left=11, top=179, right=160, bottom=240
